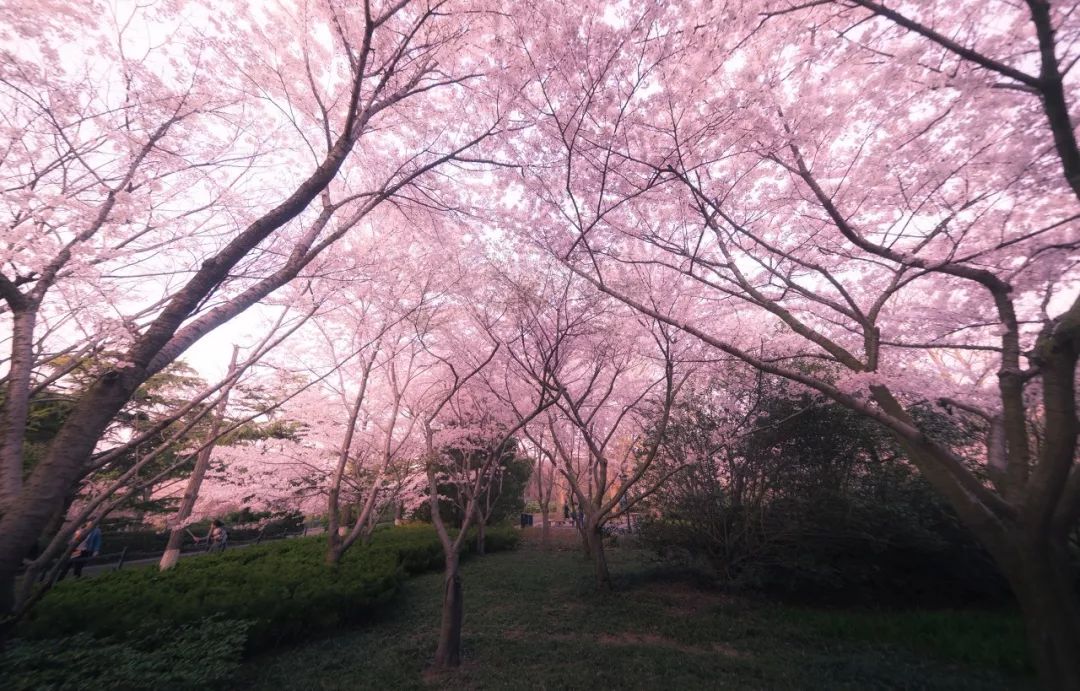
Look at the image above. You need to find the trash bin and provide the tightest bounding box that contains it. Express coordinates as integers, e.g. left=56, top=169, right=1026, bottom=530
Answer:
left=520, top=513, right=534, bottom=527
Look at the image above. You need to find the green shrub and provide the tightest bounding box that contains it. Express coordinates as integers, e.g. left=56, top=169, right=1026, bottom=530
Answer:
left=1, top=616, right=251, bottom=690
left=480, top=524, right=520, bottom=553
left=21, top=525, right=519, bottom=654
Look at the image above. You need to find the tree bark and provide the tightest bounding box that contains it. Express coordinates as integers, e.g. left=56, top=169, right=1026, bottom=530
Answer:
left=476, top=518, right=486, bottom=556
left=997, top=534, right=1080, bottom=691
left=0, top=308, right=37, bottom=510
left=159, top=348, right=239, bottom=571
left=326, top=356, right=375, bottom=566
left=586, top=521, right=612, bottom=589
left=158, top=447, right=213, bottom=570
left=433, top=552, right=464, bottom=669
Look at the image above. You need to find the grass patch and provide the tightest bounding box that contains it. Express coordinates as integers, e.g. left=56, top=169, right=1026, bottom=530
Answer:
left=236, top=530, right=1034, bottom=690
left=764, top=606, right=1031, bottom=676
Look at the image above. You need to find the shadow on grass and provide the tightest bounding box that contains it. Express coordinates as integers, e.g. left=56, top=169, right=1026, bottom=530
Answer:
left=236, top=544, right=1035, bottom=690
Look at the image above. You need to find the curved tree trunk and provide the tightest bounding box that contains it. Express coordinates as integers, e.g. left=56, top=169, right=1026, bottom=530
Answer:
left=433, top=553, right=464, bottom=669
left=326, top=362, right=372, bottom=566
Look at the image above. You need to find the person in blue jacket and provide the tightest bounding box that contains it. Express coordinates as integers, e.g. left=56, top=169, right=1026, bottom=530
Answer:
left=59, top=522, right=102, bottom=580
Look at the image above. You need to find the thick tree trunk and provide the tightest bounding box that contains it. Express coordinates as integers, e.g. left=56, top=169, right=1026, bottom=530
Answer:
left=0, top=373, right=134, bottom=615
left=998, top=536, right=1080, bottom=691
left=540, top=507, right=550, bottom=547
left=586, top=523, right=612, bottom=589
left=433, top=553, right=464, bottom=669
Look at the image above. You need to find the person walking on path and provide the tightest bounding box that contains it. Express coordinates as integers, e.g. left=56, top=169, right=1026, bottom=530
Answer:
left=58, top=522, right=102, bottom=580
left=205, top=519, right=228, bottom=553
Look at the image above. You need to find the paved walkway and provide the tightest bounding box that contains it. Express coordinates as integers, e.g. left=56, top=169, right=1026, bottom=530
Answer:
left=54, top=527, right=323, bottom=580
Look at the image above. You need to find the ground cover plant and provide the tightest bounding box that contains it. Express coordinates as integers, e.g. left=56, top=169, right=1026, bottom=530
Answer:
left=1, top=617, right=251, bottom=691
left=236, top=533, right=1035, bottom=690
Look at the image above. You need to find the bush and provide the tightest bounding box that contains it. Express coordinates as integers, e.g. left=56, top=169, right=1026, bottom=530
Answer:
left=636, top=381, right=1011, bottom=606
left=480, top=524, right=520, bottom=553
left=638, top=483, right=1009, bottom=605
left=1, top=616, right=251, bottom=690
left=20, top=525, right=519, bottom=654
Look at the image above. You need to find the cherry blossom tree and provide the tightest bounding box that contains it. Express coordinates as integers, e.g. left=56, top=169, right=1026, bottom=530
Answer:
left=158, top=300, right=319, bottom=569
left=404, top=293, right=557, bottom=668
left=521, top=422, right=559, bottom=546
left=323, top=316, right=429, bottom=565
left=511, top=2, right=1080, bottom=686
left=545, top=316, right=682, bottom=588
left=481, top=265, right=686, bottom=586
left=0, top=0, right=509, bottom=617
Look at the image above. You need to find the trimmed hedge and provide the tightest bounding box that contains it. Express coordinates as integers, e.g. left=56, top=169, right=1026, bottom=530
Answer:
left=20, top=524, right=518, bottom=653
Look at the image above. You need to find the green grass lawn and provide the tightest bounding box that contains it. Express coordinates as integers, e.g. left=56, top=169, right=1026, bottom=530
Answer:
left=236, top=533, right=1035, bottom=690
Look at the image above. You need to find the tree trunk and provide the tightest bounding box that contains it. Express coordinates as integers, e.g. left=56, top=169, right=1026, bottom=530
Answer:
left=36, top=491, right=77, bottom=559
left=325, top=504, right=343, bottom=565
left=0, top=127, right=362, bottom=617
left=999, top=535, right=1080, bottom=691
left=326, top=361, right=373, bottom=567
left=159, top=528, right=185, bottom=571
left=0, top=308, right=37, bottom=511
left=586, top=523, right=612, bottom=589
left=475, top=520, right=486, bottom=556
left=160, top=346, right=238, bottom=571
left=540, top=507, right=550, bottom=548
left=160, top=443, right=215, bottom=570
left=872, top=383, right=1080, bottom=690
left=433, top=553, right=464, bottom=668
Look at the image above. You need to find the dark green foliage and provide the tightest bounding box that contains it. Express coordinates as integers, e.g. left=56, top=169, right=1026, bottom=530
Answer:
left=21, top=391, right=76, bottom=474
left=1, top=617, right=251, bottom=690
left=20, top=537, right=397, bottom=652
left=484, top=452, right=533, bottom=525
left=20, top=525, right=518, bottom=655
left=637, top=376, right=1008, bottom=605
left=412, top=437, right=532, bottom=527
